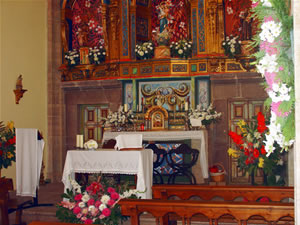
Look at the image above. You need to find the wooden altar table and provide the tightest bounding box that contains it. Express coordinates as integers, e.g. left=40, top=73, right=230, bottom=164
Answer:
left=62, top=149, right=153, bottom=199
left=102, top=130, right=209, bottom=182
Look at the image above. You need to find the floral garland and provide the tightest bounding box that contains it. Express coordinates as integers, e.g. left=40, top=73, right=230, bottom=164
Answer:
left=251, top=0, right=294, bottom=155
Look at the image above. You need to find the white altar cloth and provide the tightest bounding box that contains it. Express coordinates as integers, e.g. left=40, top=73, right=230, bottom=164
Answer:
left=62, top=149, right=153, bottom=199
left=102, top=130, right=208, bottom=179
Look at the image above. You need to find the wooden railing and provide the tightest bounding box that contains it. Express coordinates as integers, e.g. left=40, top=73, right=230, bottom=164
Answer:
left=152, top=185, right=294, bottom=202
left=119, top=199, right=294, bottom=225
left=119, top=185, right=294, bottom=225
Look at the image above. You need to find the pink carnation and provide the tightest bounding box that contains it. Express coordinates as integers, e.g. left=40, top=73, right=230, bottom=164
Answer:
left=111, top=192, right=119, bottom=200
left=264, top=16, right=274, bottom=22
left=265, top=72, right=278, bottom=88
left=107, top=199, right=115, bottom=206
left=271, top=101, right=290, bottom=117
left=74, top=194, right=83, bottom=201
left=95, top=200, right=101, bottom=208
left=107, top=187, right=115, bottom=193
left=84, top=218, right=93, bottom=224
left=102, top=208, right=111, bottom=217
left=87, top=199, right=95, bottom=206
left=76, top=213, right=83, bottom=219
left=251, top=1, right=259, bottom=8
left=73, top=206, right=81, bottom=215
left=81, top=217, right=87, bottom=221
left=99, top=214, right=105, bottom=219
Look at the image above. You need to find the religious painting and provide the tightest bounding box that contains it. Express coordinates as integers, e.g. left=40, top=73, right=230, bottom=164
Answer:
left=137, top=79, right=191, bottom=112
left=151, top=0, right=189, bottom=45
left=136, top=17, right=149, bottom=40
left=195, top=77, right=210, bottom=109
left=71, top=0, right=105, bottom=49
left=223, top=0, right=256, bottom=40
left=123, top=81, right=134, bottom=110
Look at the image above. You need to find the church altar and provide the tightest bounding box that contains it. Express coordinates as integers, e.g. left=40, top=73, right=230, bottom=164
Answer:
left=62, top=149, right=153, bottom=199
left=102, top=130, right=209, bottom=182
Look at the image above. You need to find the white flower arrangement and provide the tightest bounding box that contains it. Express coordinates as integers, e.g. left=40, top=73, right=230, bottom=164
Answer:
left=252, top=0, right=294, bottom=154
left=65, top=49, right=80, bottom=66
left=84, top=139, right=98, bottom=150
left=170, top=39, right=192, bottom=59
left=188, top=103, right=222, bottom=127
left=104, top=106, right=135, bottom=129
left=88, top=45, right=106, bottom=64
left=222, top=35, right=241, bottom=58
left=135, top=42, right=154, bottom=60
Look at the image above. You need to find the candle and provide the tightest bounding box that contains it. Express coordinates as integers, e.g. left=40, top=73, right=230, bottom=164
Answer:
left=185, top=102, right=189, bottom=111
left=79, top=135, right=84, bottom=148
left=76, top=135, right=80, bottom=148
left=124, top=104, right=128, bottom=112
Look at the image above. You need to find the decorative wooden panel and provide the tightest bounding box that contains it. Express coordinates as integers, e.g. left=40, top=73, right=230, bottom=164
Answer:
left=228, top=99, right=265, bottom=184
left=80, top=105, right=108, bottom=145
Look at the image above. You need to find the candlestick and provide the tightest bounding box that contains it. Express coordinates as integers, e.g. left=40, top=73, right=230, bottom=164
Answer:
left=124, top=104, right=128, bottom=112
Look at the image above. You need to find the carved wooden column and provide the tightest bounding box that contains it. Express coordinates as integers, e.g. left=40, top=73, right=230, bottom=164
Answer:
left=129, top=0, right=137, bottom=60
left=205, top=0, right=224, bottom=54
left=190, top=0, right=199, bottom=56
left=108, top=0, right=120, bottom=61
left=101, top=3, right=109, bottom=59
left=120, top=0, right=131, bottom=61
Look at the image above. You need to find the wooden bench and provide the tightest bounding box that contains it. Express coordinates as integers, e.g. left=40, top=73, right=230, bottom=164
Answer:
left=152, top=184, right=294, bottom=202
left=0, top=178, right=32, bottom=225
left=119, top=198, right=294, bottom=225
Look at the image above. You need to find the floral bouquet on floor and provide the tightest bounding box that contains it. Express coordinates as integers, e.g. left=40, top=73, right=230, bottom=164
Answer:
left=228, top=112, right=286, bottom=185
left=56, top=176, right=139, bottom=225
left=0, top=121, right=16, bottom=171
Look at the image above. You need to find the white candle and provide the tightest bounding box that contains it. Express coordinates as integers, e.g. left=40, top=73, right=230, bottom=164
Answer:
left=76, top=135, right=80, bottom=148
left=124, top=104, right=128, bottom=112
left=185, top=102, right=189, bottom=111
left=79, top=135, right=84, bottom=148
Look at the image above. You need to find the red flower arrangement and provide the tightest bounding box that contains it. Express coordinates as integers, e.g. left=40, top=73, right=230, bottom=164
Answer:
left=0, top=121, right=16, bottom=171
left=228, top=112, right=285, bottom=184
left=56, top=177, right=139, bottom=224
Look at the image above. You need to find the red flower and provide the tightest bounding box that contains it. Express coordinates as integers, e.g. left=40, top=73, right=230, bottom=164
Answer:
left=209, top=166, right=218, bottom=173
left=111, top=192, right=119, bottom=200
left=74, top=194, right=82, bottom=201
left=8, top=136, right=16, bottom=145
left=102, top=208, right=111, bottom=217
left=73, top=206, right=81, bottom=214
left=244, top=148, right=249, bottom=156
left=257, top=112, right=267, bottom=133
left=245, top=158, right=250, bottom=165
left=107, top=199, right=115, bottom=206
left=229, top=131, right=244, bottom=145
left=107, top=187, right=115, bottom=193
left=87, top=199, right=95, bottom=206
left=253, top=149, right=260, bottom=158
left=84, top=218, right=93, bottom=224
left=260, top=145, right=266, bottom=155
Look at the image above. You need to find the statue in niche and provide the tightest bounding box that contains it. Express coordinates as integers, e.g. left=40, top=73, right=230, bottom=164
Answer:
left=239, top=8, right=253, bottom=40
left=153, top=1, right=173, bottom=46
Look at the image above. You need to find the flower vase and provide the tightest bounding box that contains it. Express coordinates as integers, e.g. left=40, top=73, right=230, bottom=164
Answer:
left=250, top=171, right=255, bottom=185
